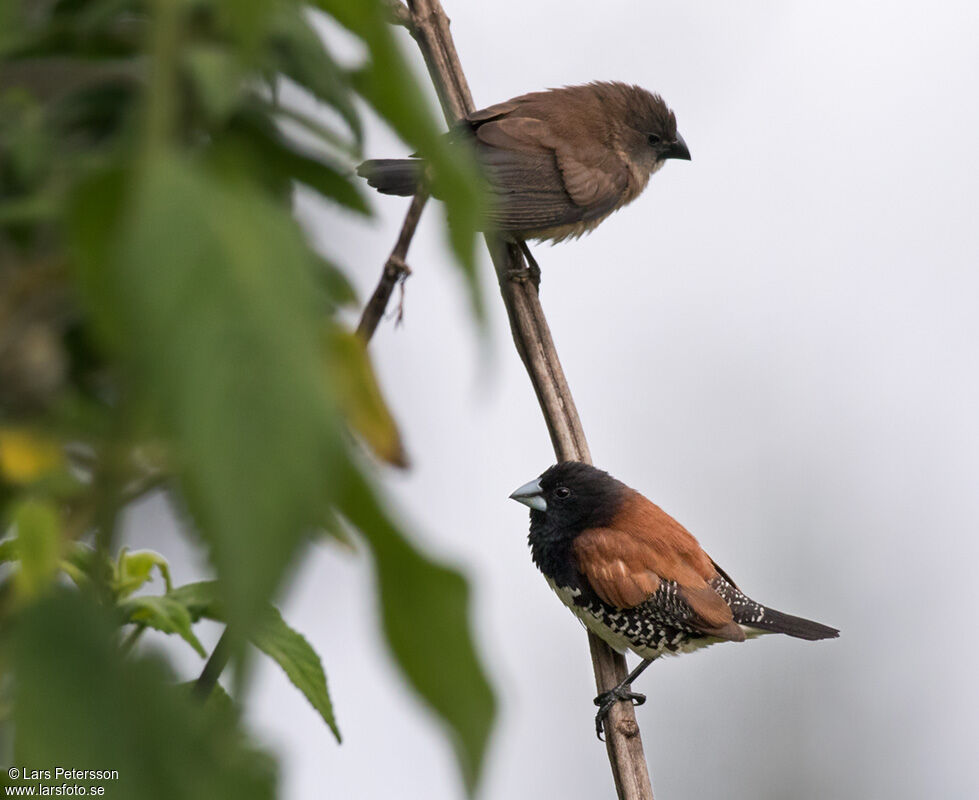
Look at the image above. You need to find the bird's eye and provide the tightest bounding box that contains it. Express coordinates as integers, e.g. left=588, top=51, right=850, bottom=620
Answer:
left=553, top=486, right=572, bottom=499
left=647, top=133, right=662, bottom=146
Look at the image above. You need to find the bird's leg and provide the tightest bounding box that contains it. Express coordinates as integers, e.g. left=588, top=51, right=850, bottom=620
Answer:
left=593, top=659, right=654, bottom=740
left=517, top=240, right=541, bottom=289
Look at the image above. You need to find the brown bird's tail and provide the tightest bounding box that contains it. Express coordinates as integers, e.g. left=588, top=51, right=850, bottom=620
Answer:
left=747, top=607, right=839, bottom=641
left=356, top=158, right=422, bottom=196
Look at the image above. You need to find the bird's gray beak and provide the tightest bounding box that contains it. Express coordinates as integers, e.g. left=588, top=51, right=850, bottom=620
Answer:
left=509, top=478, right=547, bottom=512
left=665, top=133, right=691, bottom=161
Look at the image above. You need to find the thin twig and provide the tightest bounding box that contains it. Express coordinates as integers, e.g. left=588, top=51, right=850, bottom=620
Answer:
left=363, top=2, right=655, bottom=797
left=356, top=191, right=428, bottom=340
left=193, top=627, right=232, bottom=700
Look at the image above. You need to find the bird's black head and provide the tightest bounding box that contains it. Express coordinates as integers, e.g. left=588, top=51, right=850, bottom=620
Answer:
left=510, top=462, right=629, bottom=583
left=510, top=462, right=628, bottom=541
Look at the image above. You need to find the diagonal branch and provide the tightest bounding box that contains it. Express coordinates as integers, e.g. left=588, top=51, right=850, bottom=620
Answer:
left=357, top=191, right=428, bottom=339
left=361, top=2, right=656, bottom=797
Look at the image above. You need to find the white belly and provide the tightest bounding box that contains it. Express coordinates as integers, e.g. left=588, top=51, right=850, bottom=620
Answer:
left=545, top=578, right=664, bottom=659
left=545, top=578, right=763, bottom=660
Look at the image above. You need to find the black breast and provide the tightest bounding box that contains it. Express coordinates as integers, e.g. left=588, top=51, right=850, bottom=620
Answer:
left=528, top=509, right=582, bottom=590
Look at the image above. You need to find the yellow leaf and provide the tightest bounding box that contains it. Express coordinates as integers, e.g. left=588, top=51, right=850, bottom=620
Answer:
left=327, top=329, right=408, bottom=468
left=0, top=428, right=64, bottom=484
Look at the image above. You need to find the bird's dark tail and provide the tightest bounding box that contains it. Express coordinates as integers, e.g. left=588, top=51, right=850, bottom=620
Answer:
left=356, top=158, right=422, bottom=196
left=747, top=607, right=839, bottom=641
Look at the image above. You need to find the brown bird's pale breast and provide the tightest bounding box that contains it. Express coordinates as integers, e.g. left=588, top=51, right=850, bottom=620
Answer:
left=525, top=160, right=660, bottom=242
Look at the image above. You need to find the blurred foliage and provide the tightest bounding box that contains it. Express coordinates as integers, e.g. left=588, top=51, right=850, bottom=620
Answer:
left=0, top=0, right=493, bottom=796
left=8, top=591, right=278, bottom=800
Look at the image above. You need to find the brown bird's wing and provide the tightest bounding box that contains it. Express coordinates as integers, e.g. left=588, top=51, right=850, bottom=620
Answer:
left=572, top=492, right=745, bottom=641
left=466, top=107, right=630, bottom=236
left=465, top=98, right=525, bottom=124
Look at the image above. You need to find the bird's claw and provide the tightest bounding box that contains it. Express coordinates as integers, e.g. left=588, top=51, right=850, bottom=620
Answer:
left=527, top=261, right=541, bottom=290
left=505, top=263, right=541, bottom=290
left=514, top=240, right=541, bottom=290
left=593, top=687, right=646, bottom=740
left=594, top=687, right=647, bottom=708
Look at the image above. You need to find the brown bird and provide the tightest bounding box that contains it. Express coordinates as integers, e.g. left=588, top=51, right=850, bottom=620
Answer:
left=357, top=82, right=691, bottom=280
left=510, top=462, right=839, bottom=738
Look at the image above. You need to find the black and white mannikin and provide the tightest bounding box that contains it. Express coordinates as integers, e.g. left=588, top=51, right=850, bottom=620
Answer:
left=510, top=462, right=839, bottom=738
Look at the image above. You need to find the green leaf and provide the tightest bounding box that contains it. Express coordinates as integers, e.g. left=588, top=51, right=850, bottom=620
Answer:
left=167, top=581, right=340, bottom=741
left=319, top=506, right=357, bottom=548
left=271, top=100, right=361, bottom=160
left=71, top=156, right=342, bottom=638
left=120, top=594, right=208, bottom=657
left=313, top=253, right=359, bottom=309
left=214, top=0, right=278, bottom=53
left=9, top=498, right=62, bottom=599
left=221, top=109, right=369, bottom=213
left=0, top=1, right=25, bottom=56
left=67, top=167, right=129, bottom=347
left=0, top=537, right=16, bottom=563
left=327, top=328, right=407, bottom=467
left=252, top=604, right=341, bottom=741
left=266, top=5, right=361, bottom=142
left=200, top=679, right=237, bottom=718
left=114, top=548, right=173, bottom=599
left=7, top=592, right=276, bottom=800
left=166, top=580, right=223, bottom=624
left=179, top=679, right=238, bottom=720
left=183, top=45, right=246, bottom=124
left=337, top=466, right=496, bottom=794
left=60, top=542, right=105, bottom=588
left=315, top=0, right=487, bottom=324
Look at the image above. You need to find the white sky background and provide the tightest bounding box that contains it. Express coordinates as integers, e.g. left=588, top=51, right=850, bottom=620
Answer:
left=127, top=2, right=979, bottom=798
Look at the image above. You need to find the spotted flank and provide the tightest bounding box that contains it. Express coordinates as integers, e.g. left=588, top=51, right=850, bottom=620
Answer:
left=548, top=574, right=773, bottom=660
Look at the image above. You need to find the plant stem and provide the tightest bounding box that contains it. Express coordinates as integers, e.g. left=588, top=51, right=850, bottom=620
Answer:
left=357, top=192, right=429, bottom=340
left=193, top=628, right=232, bottom=701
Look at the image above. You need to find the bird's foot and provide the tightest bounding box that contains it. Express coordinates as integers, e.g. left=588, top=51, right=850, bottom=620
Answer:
left=527, top=261, right=541, bottom=290
left=504, top=263, right=541, bottom=289
left=593, top=687, right=646, bottom=740
left=516, top=240, right=542, bottom=290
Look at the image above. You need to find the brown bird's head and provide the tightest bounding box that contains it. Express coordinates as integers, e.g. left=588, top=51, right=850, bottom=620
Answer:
left=510, top=462, right=628, bottom=540
left=587, top=82, right=691, bottom=177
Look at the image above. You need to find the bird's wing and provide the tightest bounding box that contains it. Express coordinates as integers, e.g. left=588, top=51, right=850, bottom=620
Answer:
left=465, top=98, right=525, bottom=125
left=572, top=492, right=744, bottom=641
left=553, top=146, right=629, bottom=209
left=471, top=116, right=629, bottom=233
left=477, top=147, right=580, bottom=233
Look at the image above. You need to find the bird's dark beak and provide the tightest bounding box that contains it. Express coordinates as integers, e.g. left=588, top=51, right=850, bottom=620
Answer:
left=664, top=133, right=691, bottom=161
left=509, top=478, right=546, bottom=512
